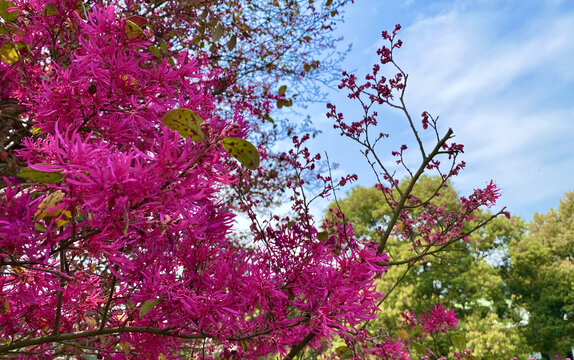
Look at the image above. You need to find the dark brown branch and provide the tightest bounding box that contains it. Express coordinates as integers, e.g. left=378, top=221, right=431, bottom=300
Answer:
left=377, top=128, right=454, bottom=254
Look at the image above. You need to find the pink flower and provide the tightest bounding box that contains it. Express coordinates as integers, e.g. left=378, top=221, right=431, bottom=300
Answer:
left=418, top=303, right=458, bottom=336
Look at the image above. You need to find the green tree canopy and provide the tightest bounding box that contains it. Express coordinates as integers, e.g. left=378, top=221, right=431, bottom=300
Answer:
left=506, top=191, right=574, bottom=354
left=328, top=176, right=532, bottom=360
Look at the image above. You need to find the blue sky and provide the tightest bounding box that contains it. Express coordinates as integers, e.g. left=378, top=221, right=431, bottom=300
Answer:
left=299, top=0, right=574, bottom=221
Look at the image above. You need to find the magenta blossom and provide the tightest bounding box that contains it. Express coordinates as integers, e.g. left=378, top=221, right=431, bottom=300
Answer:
left=418, top=304, right=458, bottom=336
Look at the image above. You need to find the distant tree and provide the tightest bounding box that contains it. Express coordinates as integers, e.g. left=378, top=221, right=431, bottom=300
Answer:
left=506, top=191, right=574, bottom=355
left=328, top=176, right=532, bottom=360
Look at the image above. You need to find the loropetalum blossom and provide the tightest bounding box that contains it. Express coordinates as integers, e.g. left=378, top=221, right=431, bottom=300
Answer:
left=0, top=2, right=507, bottom=359
left=418, top=304, right=459, bottom=336
left=0, top=1, right=389, bottom=358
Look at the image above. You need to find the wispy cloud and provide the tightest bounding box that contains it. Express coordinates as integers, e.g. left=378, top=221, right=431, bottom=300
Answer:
left=388, top=4, right=574, bottom=218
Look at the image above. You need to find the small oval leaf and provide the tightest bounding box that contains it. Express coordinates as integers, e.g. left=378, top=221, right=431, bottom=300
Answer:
left=0, top=42, right=18, bottom=63
left=0, top=1, right=18, bottom=22
left=161, top=108, right=205, bottom=141
left=139, top=298, right=160, bottom=318
left=34, top=190, right=66, bottom=222
left=125, top=20, right=145, bottom=40
left=41, top=3, right=57, bottom=16
left=17, top=167, right=63, bottom=183
left=278, top=85, right=287, bottom=96
left=451, top=334, right=467, bottom=351
left=226, top=34, right=237, bottom=51
left=222, top=137, right=260, bottom=170
left=212, top=24, right=224, bottom=42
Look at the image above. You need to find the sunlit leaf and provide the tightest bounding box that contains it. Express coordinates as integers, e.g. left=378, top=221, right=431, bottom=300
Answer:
left=17, top=167, right=63, bottom=183
left=41, top=3, right=57, bottom=16
left=412, top=341, right=427, bottom=354
left=34, top=190, right=67, bottom=223
left=451, top=334, right=467, bottom=351
left=226, top=34, right=237, bottom=51
left=149, top=44, right=161, bottom=58
left=0, top=42, right=18, bottom=63
left=263, top=114, right=274, bottom=124
left=0, top=1, right=18, bottom=21
left=139, top=298, right=160, bottom=318
left=397, top=328, right=409, bottom=341
left=161, top=108, right=205, bottom=141
left=212, top=24, right=224, bottom=42
left=125, top=20, right=145, bottom=40
left=463, top=355, right=478, bottom=360
left=222, top=137, right=260, bottom=170
left=160, top=41, right=168, bottom=54
left=336, top=346, right=354, bottom=359
left=0, top=296, right=8, bottom=314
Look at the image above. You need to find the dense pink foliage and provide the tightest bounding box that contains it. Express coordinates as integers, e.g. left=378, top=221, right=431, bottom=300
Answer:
left=0, top=1, right=508, bottom=359
left=0, top=1, right=388, bottom=358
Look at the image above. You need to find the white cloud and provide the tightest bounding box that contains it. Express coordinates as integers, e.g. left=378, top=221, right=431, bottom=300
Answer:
left=383, top=4, right=574, bottom=218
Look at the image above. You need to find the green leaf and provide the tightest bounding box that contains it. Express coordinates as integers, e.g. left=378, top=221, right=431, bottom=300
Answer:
left=160, top=41, right=168, bottom=54
left=0, top=42, right=18, bottom=64
left=263, top=114, right=274, bottom=124
left=212, top=24, right=224, bottom=42
left=463, top=355, right=479, bottom=360
left=451, top=334, right=467, bottom=351
left=226, top=34, right=237, bottom=51
left=0, top=1, right=17, bottom=21
left=139, top=298, right=160, bottom=318
left=161, top=108, right=205, bottom=141
left=276, top=99, right=293, bottom=108
left=411, top=341, right=427, bottom=354
left=325, top=0, right=333, bottom=6
left=278, top=85, right=287, bottom=96
left=317, top=231, right=329, bottom=241
left=148, top=45, right=161, bottom=58
left=125, top=20, right=145, bottom=40
left=17, top=167, right=63, bottom=183
left=222, top=137, right=260, bottom=170
left=41, top=3, right=57, bottom=16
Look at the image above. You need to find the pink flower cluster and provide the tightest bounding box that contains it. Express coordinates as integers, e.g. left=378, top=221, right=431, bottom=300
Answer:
left=0, top=1, right=390, bottom=358
left=401, top=304, right=458, bottom=336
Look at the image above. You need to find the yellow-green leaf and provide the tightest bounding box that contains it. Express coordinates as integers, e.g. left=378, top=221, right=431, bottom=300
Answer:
left=160, top=41, right=168, bottom=54
left=17, top=167, right=63, bottom=183
left=41, top=3, right=57, bottom=16
left=0, top=42, right=18, bottom=64
left=0, top=296, right=9, bottom=314
left=125, top=20, right=145, bottom=40
left=463, top=355, right=479, bottom=360
left=226, top=34, right=237, bottom=51
left=148, top=44, right=161, bottom=58
left=0, top=1, right=17, bottom=21
left=34, top=190, right=71, bottom=226
left=263, top=114, right=274, bottom=124
left=222, top=137, right=260, bottom=170
left=139, top=298, right=159, bottom=318
left=161, top=108, right=205, bottom=141
left=412, top=341, right=427, bottom=354
left=451, top=334, right=467, bottom=351
left=278, top=85, right=287, bottom=96
left=212, top=24, right=224, bottom=42
left=397, top=328, right=409, bottom=341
